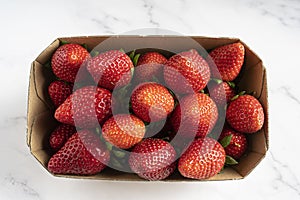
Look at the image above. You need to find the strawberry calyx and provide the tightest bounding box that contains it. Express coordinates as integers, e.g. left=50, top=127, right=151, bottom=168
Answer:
left=220, top=134, right=233, bottom=148
left=128, top=50, right=141, bottom=67
left=225, top=155, right=238, bottom=165
left=219, top=134, right=239, bottom=165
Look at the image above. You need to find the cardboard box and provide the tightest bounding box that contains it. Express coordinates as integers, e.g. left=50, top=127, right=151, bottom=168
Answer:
left=27, top=36, right=269, bottom=181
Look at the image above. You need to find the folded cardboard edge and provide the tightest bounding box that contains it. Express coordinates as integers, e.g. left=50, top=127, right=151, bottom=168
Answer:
left=27, top=35, right=268, bottom=181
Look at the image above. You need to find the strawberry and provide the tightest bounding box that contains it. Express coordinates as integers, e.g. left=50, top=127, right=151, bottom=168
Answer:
left=54, top=86, right=112, bottom=128
left=164, top=49, right=210, bottom=94
left=171, top=93, right=218, bottom=138
left=209, top=42, right=245, bottom=81
left=51, top=43, right=91, bottom=83
left=219, top=127, right=248, bottom=159
left=87, top=50, right=134, bottom=90
left=226, top=94, right=264, bottom=133
left=48, top=80, right=73, bottom=107
left=134, top=52, right=167, bottom=83
left=102, top=114, right=146, bottom=149
left=48, top=130, right=110, bottom=175
left=131, top=82, right=174, bottom=122
left=129, top=138, right=176, bottom=181
left=178, top=137, right=225, bottom=180
left=49, top=124, right=76, bottom=151
left=209, top=81, right=235, bottom=106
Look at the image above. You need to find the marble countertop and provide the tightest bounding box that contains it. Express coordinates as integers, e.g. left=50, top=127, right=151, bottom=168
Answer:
left=1, top=0, right=300, bottom=199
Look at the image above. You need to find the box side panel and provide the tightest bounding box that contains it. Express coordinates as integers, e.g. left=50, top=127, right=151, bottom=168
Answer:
left=36, top=40, right=60, bottom=65
left=233, top=152, right=265, bottom=177
left=27, top=61, right=54, bottom=147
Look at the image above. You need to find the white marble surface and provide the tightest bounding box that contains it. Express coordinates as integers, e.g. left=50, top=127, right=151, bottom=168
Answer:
left=0, top=0, right=300, bottom=199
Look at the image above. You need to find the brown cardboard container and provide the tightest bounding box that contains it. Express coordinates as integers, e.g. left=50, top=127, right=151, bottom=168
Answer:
left=27, top=35, right=269, bottom=181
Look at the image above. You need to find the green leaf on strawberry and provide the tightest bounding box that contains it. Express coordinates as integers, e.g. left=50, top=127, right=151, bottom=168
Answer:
left=225, top=155, right=238, bottom=165
left=220, top=134, right=233, bottom=148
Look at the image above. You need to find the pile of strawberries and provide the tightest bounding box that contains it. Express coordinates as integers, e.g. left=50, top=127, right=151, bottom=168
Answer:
left=46, top=41, right=264, bottom=181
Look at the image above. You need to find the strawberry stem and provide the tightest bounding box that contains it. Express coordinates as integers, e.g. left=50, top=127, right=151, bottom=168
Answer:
left=119, top=48, right=125, bottom=53
left=227, top=81, right=235, bottom=88
left=231, top=90, right=246, bottom=101
left=211, top=78, right=223, bottom=85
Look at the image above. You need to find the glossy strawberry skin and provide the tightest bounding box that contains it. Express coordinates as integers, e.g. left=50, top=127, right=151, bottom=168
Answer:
left=129, top=138, right=176, bottom=181
left=102, top=114, right=146, bottom=149
left=226, top=95, right=264, bottom=133
left=49, top=124, right=77, bottom=151
left=48, top=130, right=110, bottom=175
left=178, top=137, right=225, bottom=180
left=171, top=93, right=218, bottom=138
left=48, top=80, right=73, bottom=108
left=87, top=50, right=134, bottom=90
left=209, top=42, right=245, bottom=81
left=219, top=127, right=248, bottom=159
left=164, top=49, right=210, bottom=94
left=54, top=86, right=112, bottom=128
left=134, top=52, right=167, bottom=83
left=51, top=44, right=91, bottom=83
left=131, top=82, right=174, bottom=123
left=210, top=82, right=235, bottom=106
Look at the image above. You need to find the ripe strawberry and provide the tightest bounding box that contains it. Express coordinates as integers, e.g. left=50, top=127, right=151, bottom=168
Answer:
left=48, top=80, right=73, bottom=107
left=54, top=86, right=112, bottom=128
left=102, top=114, right=146, bottom=149
left=129, top=138, right=176, bottom=181
left=178, top=137, right=225, bottom=180
left=48, top=130, right=110, bottom=175
left=209, top=42, right=245, bottom=81
left=164, top=49, right=210, bottom=94
left=209, top=81, right=235, bottom=106
left=134, top=52, right=167, bottom=83
left=219, top=127, right=248, bottom=159
left=51, top=44, right=91, bottom=83
left=226, top=95, right=264, bottom=133
left=87, top=50, right=134, bottom=90
left=131, top=82, right=174, bottom=122
left=171, top=93, right=218, bottom=138
left=49, top=124, right=76, bottom=151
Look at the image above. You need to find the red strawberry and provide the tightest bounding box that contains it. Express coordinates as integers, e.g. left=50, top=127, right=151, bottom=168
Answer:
left=48, top=130, right=110, bottom=175
left=49, top=124, right=76, bottom=151
left=226, top=95, right=264, bottom=133
left=131, top=82, right=174, bottom=122
left=54, top=86, right=112, bottom=128
left=87, top=50, right=134, bottom=90
left=171, top=93, right=218, bottom=138
left=164, top=49, right=210, bottom=94
left=209, top=81, right=235, bottom=106
left=178, top=137, right=225, bottom=180
left=219, top=127, right=248, bottom=159
left=134, top=52, right=167, bottom=83
left=51, top=44, right=91, bottom=83
left=48, top=80, right=73, bottom=107
left=209, top=42, right=245, bottom=81
left=129, top=138, right=176, bottom=181
left=102, top=114, right=146, bottom=149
